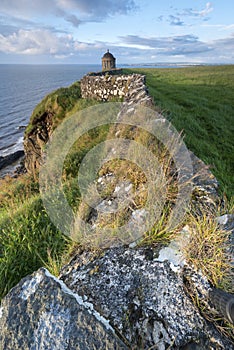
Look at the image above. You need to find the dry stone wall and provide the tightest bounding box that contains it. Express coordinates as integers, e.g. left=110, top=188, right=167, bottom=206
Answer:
left=80, top=73, right=154, bottom=106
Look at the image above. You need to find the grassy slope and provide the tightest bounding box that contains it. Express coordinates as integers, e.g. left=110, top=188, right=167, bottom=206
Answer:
left=124, top=65, right=234, bottom=199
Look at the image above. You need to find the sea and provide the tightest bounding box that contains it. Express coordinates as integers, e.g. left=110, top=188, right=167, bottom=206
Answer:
left=0, top=62, right=203, bottom=159
left=0, top=64, right=102, bottom=158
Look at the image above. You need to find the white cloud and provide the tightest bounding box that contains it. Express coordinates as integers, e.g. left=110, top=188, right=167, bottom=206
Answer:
left=57, top=0, right=137, bottom=17
left=118, top=33, right=234, bottom=62
left=202, top=23, right=234, bottom=31
left=0, top=28, right=233, bottom=64
left=0, top=29, right=77, bottom=55
left=0, top=28, right=109, bottom=60
left=0, top=0, right=56, bottom=19
left=0, top=0, right=233, bottom=65
left=168, top=15, right=184, bottom=26
left=0, top=0, right=137, bottom=26
left=198, top=2, right=214, bottom=17
left=158, top=15, right=185, bottom=27
left=158, top=2, right=214, bottom=27
left=65, top=14, right=82, bottom=27
left=181, top=2, right=214, bottom=19
left=119, top=34, right=211, bottom=55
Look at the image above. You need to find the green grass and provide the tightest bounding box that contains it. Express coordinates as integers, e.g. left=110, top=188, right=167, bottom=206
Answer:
left=0, top=191, right=68, bottom=298
left=25, top=81, right=81, bottom=135
left=123, top=65, right=234, bottom=200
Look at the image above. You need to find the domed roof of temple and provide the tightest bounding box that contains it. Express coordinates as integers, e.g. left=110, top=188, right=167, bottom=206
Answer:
left=102, top=49, right=115, bottom=59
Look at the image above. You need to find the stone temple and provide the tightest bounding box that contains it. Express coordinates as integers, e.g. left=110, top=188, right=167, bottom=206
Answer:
left=102, top=49, right=116, bottom=71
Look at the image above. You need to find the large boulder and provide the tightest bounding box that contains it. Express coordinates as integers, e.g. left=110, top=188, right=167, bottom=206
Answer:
left=0, top=268, right=127, bottom=350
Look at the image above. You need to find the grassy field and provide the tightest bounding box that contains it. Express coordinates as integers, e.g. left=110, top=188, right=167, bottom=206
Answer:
left=124, top=65, right=234, bottom=200
left=0, top=65, right=233, bottom=302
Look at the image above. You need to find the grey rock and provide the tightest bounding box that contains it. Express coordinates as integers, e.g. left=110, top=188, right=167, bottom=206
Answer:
left=0, top=268, right=127, bottom=350
left=217, top=214, right=234, bottom=253
left=217, top=214, right=234, bottom=247
left=190, top=152, right=220, bottom=214
left=0, top=150, right=24, bottom=170
left=60, top=247, right=234, bottom=349
left=217, top=214, right=234, bottom=286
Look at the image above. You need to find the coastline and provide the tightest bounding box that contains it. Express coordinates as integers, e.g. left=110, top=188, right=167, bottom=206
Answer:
left=0, top=150, right=25, bottom=178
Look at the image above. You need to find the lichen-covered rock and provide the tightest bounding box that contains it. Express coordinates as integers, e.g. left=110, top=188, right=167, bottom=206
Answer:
left=60, top=247, right=234, bottom=349
left=0, top=268, right=127, bottom=350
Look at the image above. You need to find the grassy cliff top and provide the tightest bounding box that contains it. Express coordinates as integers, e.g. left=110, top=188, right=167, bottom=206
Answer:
left=123, top=65, right=234, bottom=200
left=25, top=81, right=81, bottom=135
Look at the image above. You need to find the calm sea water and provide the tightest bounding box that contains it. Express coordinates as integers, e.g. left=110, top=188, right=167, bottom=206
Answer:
left=0, top=64, right=101, bottom=157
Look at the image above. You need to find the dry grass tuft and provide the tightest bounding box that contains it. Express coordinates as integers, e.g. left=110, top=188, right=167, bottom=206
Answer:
left=183, top=214, right=233, bottom=292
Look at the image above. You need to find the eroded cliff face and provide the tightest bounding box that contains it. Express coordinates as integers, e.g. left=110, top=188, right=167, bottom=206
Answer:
left=23, top=82, right=81, bottom=177
left=24, top=111, right=54, bottom=177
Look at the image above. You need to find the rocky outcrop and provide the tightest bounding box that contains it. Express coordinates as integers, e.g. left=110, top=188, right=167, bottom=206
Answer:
left=24, top=73, right=153, bottom=176
left=24, top=73, right=155, bottom=177
left=0, top=150, right=25, bottom=178
left=1, top=250, right=233, bottom=350
left=0, top=150, right=24, bottom=171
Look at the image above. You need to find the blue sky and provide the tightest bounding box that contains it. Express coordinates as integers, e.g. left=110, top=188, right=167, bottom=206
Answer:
left=0, top=0, right=233, bottom=64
